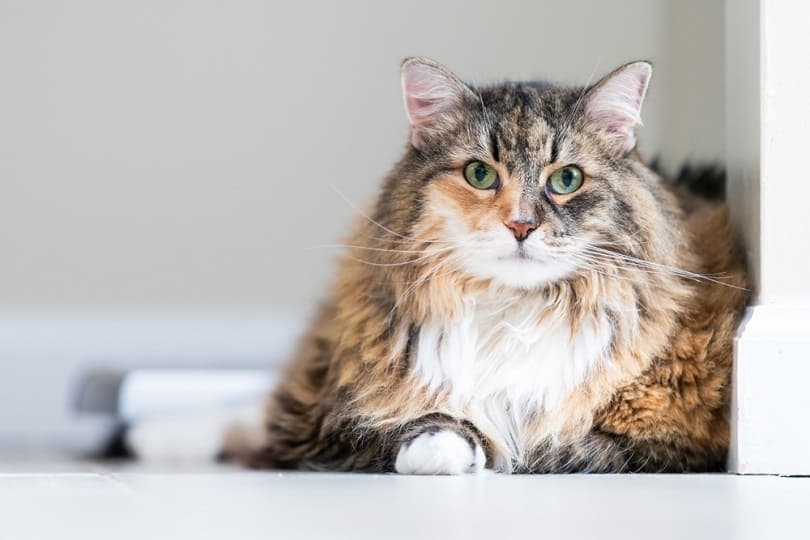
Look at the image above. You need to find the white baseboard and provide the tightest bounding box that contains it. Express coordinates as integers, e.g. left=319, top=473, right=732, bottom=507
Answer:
left=730, top=304, right=810, bottom=475
left=0, top=311, right=309, bottom=452
left=5, top=306, right=808, bottom=471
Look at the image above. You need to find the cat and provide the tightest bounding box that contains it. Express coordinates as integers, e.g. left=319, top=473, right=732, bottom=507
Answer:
left=236, top=58, right=749, bottom=474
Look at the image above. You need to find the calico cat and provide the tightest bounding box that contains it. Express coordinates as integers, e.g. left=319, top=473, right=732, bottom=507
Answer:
left=242, top=58, right=749, bottom=474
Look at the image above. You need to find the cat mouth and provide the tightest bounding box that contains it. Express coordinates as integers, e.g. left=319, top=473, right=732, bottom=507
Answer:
left=498, top=249, right=536, bottom=262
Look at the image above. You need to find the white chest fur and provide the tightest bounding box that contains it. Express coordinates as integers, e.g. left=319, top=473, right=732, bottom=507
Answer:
left=411, top=294, right=613, bottom=465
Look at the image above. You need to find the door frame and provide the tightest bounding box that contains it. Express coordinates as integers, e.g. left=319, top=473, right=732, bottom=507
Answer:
left=727, top=0, right=810, bottom=475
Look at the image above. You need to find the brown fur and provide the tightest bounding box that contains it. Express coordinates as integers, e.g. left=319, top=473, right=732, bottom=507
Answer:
left=243, top=59, right=749, bottom=473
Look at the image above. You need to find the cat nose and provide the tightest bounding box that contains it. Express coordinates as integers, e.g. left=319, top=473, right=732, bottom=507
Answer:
left=504, top=219, right=537, bottom=242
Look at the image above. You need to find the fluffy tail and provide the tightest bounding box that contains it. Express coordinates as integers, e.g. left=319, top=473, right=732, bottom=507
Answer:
left=650, top=160, right=725, bottom=200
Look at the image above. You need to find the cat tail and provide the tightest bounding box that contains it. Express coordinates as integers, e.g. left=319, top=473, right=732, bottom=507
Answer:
left=650, top=159, right=725, bottom=200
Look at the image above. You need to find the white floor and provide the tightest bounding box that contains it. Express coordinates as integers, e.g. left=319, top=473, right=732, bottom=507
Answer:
left=1, top=458, right=808, bottom=540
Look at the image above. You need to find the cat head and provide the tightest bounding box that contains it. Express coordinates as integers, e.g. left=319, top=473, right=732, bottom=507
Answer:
left=368, top=58, right=678, bottom=292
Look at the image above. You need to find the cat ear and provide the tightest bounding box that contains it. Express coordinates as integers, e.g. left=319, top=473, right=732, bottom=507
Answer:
left=583, top=61, right=652, bottom=154
left=401, top=57, right=475, bottom=149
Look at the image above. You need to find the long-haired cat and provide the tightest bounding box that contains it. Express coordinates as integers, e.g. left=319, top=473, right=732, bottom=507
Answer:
left=242, top=58, right=749, bottom=474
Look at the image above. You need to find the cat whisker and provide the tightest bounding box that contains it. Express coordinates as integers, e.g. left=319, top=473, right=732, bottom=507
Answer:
left=359, top=231, right=454, bottom=246
left=577, top=246, right=748, bottom=290
left=571, top=250, right=694, bottom=280
left=569, top=250, right=719, bottom=290
left=557, top=57, right=602, bottom=142
left=572, top=250, right=697, bottom=282
left=565, top=253, right=655, bottom=288
left=340, top=240, right=466, bottom=269
left=329, top=184, right=450, bottom=245
left=343, top=249, right=454, bottom=268
left=556, top=233, right=628, bottom=248
left=307, top=243, right=455, bottom=255
left=582, top=245, right=735, bottom=279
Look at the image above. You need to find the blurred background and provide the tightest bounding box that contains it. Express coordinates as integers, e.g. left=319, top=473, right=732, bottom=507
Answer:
left=0, top=0, right=724, bottom=455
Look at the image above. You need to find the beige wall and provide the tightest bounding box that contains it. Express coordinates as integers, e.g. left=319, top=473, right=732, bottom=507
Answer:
left=0, top=0, right=724, bottom=312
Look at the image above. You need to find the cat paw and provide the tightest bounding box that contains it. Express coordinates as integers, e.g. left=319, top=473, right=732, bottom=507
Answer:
left=394, top=429, right=485, bottom=475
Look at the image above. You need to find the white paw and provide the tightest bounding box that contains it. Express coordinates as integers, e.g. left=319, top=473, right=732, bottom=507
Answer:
left=394, top=430, right=485, bottom=475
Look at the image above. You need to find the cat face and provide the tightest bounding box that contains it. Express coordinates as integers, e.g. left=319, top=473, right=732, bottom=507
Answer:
left=373, top=58, right=672, bottom=291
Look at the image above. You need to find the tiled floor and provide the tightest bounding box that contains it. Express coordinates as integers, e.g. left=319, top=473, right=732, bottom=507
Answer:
left=1, top=457, right=808, bottom=540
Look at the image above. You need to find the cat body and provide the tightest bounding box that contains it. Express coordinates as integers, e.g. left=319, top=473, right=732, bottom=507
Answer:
left=243, top=59, right=748, bottom=474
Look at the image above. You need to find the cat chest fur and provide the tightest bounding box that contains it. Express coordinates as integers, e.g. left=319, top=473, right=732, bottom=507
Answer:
left=410, top=296, right=613, bottom=466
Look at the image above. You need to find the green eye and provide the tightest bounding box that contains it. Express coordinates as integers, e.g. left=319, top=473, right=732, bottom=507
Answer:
left=464, top=161, right=499, bottom=190
left=548, top=165, right=584, bottom=195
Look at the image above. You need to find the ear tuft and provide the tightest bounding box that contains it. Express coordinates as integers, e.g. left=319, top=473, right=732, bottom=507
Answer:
left=584, top=61, right=652, bottom=154
left=401, top=57, right=472, bottom=149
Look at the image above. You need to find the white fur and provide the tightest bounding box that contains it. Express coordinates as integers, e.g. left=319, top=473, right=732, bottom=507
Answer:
left=423, top=189, right=583, bottom=290
left=395, top=430, right=485, bottom=475
left=412, top=289, right=613, bottom=470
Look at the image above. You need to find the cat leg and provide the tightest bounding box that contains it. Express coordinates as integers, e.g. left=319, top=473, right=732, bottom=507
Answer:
left=523, top=430, right=722, bottom=473
left=394, top=414, right=487, bottom=475
left=523, top=431, right=632, bottom=473
left=251, top=409, right=487, bottom=474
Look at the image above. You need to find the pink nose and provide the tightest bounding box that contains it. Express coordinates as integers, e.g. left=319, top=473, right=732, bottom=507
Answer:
left=504, top=219, right=537, bottom=241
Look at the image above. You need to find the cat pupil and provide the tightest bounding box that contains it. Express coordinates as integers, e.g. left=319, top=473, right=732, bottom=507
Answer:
left=562, top=169, right=573, bottom=186
left=475, top=166, right=486, bottom=181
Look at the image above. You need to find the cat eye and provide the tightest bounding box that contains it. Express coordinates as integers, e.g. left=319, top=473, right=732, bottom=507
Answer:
left=464, top=161, right=500, bottom=190
left=547, top=165, right=584, bottom=195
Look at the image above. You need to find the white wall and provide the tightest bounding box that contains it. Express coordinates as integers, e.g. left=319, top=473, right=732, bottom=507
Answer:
left=658, top=0, right=725, bottom=173
left=726, top=0, right=761, bottom=301
left=757, top=1, right=810, bottom=305
left=0, top=0, right=724, bottom=313
left=728, top=0, right=810, bottom=475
